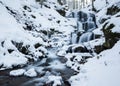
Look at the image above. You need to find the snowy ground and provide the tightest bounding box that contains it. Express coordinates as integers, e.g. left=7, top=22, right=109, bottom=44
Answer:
left=0, top=0, right=120, bottom=86
left=0, top=0, right=75, bottom=70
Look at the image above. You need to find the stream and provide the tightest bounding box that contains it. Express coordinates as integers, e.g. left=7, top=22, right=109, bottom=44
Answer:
left=0, top=10, right=97, bottom=86
left=0, top=36, right=77, bottom=86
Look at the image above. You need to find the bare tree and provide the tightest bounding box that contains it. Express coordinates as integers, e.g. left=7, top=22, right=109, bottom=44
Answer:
left=91, top=0, right=96, bottom=11
left=36, top=0, right=46, bottom=8
left=106, top=0, right=109, bottom=5
left=57, top=0, right=67, bottom=5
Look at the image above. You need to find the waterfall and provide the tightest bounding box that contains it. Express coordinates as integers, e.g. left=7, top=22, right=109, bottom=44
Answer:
left=79, top=32, right=94, bottom=43
left=70, top=11, right=97, bottom=44
left=71, top=32, right=77, bottom=44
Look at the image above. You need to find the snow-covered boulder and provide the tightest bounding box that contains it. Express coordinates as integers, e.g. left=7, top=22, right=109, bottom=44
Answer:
left=24, top=68, right=37, bottom=77
left=102, top=17, right=120, bottom=49
left=9, top=69, right=26, bottom=76
left=0, top=0, right=74, bottom=70
left=47, top=75, right=62, bottom=86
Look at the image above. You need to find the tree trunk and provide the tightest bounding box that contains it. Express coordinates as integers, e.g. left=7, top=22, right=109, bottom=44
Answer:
left=92, top=0, right=96, bottom=12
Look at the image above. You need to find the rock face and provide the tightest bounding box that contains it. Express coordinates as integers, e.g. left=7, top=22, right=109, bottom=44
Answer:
left=107, top=2, right=120, bottom=15
left=101, top=2, right=120, bottom=49
left=56, top=9, right=66, bottom=16
left=66, top=44, right=89, bottom=53
left=102, top=23, right=120, bottom=49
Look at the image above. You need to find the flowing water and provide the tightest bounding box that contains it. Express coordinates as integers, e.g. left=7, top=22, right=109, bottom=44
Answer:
left=0, top=11, right=97, bottom=86
left=0, top=36, right=77, bottom=86
left=71, top=11, right=97, bottom=43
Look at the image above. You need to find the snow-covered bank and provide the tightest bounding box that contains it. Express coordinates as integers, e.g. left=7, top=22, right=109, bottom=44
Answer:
left=0, top=0, right=120, bottom=86
left=0, top=0, right=75, bottom=70
left=69, top=40, right=120, bottom=86
left=67, top=0, right=120, bottom=86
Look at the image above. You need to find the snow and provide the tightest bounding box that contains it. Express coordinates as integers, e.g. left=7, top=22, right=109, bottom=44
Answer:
left=65, top=53, right=83, bottom=72
left=84, top=38, right=105, bottom=50
left=24, top=68, right=37, bottom=77
left=48, top=75, right=62, bottom=86
left=94, top=0, right=106, bottom=11
left=0, top=0, right=120, bottom=86
left=107, top=17, right=120, bottom=33
left=10, top=69, right=26, bottom=76
left=0, top=54, right=28, bottom=70
left=69, top=40, right=120, bottom=86
left=0, top=0, right=75, bottom=70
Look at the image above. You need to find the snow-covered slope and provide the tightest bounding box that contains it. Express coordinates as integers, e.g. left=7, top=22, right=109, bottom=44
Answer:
left=0, top=0, right=75, bottom=70
left=68, top=0, right=120, bottom=86
left=69, top=40, right=120, bottom=86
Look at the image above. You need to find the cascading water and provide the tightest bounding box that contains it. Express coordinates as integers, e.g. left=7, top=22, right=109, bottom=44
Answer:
left=71, top=32, right=78, bottom=44
left=71, top=11, right=97, bottom=44
left=79, top=32, right=94, bottom=43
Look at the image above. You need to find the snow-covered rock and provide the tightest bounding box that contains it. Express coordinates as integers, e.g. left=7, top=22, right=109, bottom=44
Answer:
left=48, top=75, right=62, bottom=86
left=9, top=69, right=26, bottom=76
left=24, top=68, right=37, bottom=77
left=0, top=0, right=75, bottom=70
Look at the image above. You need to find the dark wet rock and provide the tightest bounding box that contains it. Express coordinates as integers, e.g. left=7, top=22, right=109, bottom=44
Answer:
left=23, top=5, right=32, bottom=12
left=56, top=9, right=66, bottom=16
left=0, top=64, right=3, bottom=69
left=56, top=20, right=61, bottom=24
left=94, top=34, right=102, bottom=39
left=24, top=22, right=33, bottom=31
left=116, top=15, right=120, bottom=17
left=94, top=45, right=107, bottom=54
left=102, top=23, right=120, bottom=49
left=31, top=14, right=36, bottom=19
left=66, top=46, right=72, bottom=53
left=34, top=43, right=42, bottom=48
left=1, top=41, right=4, bottom=47
left=66, top=44, right=89, bottom=53
left=21, top=46, right=30, bottom=55
left=78, top=11, right=88, bottom=22
left=8, top=49, right=14, bottom=54
left=99, top=17, right=110, bottom=24
left=63, top=80, right=71, bottom=86
left=73, top=45, right=89, bottom=53
left=5, top=6, right=17, bottom=15
left=41, top=30, right=48, bottom=35
left=107, top=2, right=120, bottom=15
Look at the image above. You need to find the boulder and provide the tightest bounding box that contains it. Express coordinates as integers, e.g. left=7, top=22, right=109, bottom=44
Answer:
left=107, top=2, right=120, bottom=15
left=102, top=23, right=120, bottom=49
